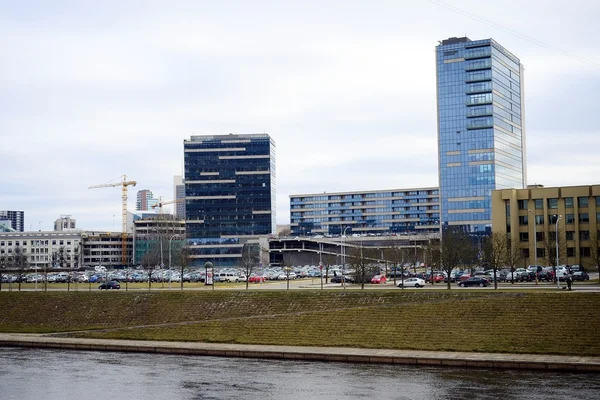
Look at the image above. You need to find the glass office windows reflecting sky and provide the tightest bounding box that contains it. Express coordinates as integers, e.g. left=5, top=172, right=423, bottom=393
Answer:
left=436, top=37, right=526, bottom=233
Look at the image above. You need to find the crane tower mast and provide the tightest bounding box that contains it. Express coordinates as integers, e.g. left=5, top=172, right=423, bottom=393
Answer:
left=89, top=175, right=137, bottom=265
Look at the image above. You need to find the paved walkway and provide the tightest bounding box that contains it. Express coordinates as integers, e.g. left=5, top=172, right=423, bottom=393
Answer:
left=1, top=333, right=599, bottom=372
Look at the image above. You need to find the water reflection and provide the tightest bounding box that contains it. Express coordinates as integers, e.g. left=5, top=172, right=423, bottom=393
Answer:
left=0, top=347, right=598, bottom=400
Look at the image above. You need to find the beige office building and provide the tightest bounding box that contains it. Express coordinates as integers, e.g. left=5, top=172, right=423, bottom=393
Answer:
left=492, top=185, right=600, bottom=268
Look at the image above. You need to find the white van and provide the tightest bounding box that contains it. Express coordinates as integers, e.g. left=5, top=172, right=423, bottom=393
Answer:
left=223, top=272, right=240, bottom=283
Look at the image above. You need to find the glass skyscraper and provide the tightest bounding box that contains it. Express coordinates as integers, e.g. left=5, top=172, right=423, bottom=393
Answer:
left=436, top=37, right=526, bottom=233
left=184, top=133, right=275, bottom=267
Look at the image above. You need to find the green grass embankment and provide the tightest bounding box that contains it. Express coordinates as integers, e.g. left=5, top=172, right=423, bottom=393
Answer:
left=1, top=290, right=598, bottom=356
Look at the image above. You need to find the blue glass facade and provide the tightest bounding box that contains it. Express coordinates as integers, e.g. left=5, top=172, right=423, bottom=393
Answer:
left=184, top=134, right=275, bottom=267
left=290, top=188, right=440, bottom=236
left=436, top=37, right=526, bottom=233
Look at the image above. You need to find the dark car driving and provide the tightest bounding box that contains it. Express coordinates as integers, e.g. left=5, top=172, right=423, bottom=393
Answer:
left=457, top=277, right=489, bottom=287
left=99, top=281, right=121, bottom=290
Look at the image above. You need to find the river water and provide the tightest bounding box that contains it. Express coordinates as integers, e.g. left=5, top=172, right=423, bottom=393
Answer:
left=1, top=347, right=599, bottom=399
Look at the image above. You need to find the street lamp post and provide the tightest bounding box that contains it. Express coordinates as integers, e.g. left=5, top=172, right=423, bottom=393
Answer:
left=342, top=227, right=350, bottom=289
left=528, top=210, right=538, bottom=283
left=319, top=242, right=323, bottom=290
left=168, top=234, right=180, bottom=290
left=555, top=214, right=562, bottom=289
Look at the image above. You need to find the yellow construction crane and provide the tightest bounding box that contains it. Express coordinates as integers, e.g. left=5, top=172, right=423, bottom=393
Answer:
left=151, top=197, right=185, bottom=214
left=89, top=175, right=137, bottom=265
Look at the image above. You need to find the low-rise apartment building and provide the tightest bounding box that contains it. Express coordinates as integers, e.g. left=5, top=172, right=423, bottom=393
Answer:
left=290, top=187, right=440, bottom=236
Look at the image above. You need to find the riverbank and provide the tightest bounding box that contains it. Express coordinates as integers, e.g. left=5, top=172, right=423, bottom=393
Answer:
left=2, top=290, right=600, bottom=359
left=2, top=333, right=599, bottom=372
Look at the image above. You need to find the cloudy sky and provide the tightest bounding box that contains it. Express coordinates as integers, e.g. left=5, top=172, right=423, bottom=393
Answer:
left=1, top=0, right=599, bottom=232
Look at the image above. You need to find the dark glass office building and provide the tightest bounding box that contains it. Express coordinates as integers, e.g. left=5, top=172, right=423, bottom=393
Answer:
left=184, top=133, right=275, bottom=267
left=436, top=37, right=526, bottom=233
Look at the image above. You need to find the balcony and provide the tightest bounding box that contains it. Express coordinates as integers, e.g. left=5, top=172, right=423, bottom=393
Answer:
left=465, top=59, right=492, bottom=71
left=466, top=96, right=493, bottom=106
left=466, top=107, right=493, bottom=118
left=465, top=82, right=492, bottom=95
left=466, top=118, right=494, bottom=130
left=464, top=48, right=491, bottom=60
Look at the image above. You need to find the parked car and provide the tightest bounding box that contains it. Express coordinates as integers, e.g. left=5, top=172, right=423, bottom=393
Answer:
left=397, top=277, right=426, bottom=288
left=330, top=275, right=355, bottom=284
left=457, top=273, right=472, bottom=282
left=571, top=271, right=589, bottom=281
left=457, top=277, right=489, bottom=287
left=527, top=265, right=544, bottom=273
left=98, top=281, right=121, bottom=290
left=222, top=273, right=241, bottom=283
left=570, top=265, right=584, bottom=272
left=370, top=275, right=387, bottom=284
left=555, top=267, right=569, bottom=281
left=519, top=271, right=537, bottom=282
left=248, top=275, right=266, bottom=283
left=537, top=270, right=555, bottom=282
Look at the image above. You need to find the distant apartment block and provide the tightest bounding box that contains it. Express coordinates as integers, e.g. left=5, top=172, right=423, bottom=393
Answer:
left=0, top=210, right=24, bottom=232
left=173, top=175, right=186, bottom=219
left=54, top=215, right=76, bottom=231
left=290, top=188, right=440, bottom=236
left=136, top=189, right=159, bottom=211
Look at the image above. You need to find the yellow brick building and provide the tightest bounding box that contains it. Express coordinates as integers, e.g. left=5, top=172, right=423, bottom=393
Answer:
left=491, top=185, right=600, bottom=268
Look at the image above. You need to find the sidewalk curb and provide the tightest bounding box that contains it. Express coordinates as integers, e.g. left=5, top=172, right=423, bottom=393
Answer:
left=1, top=333, right=599, bottom=372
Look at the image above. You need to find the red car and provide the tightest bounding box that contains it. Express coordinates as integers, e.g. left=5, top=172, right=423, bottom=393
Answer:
left=248, top=275, right=265, bottom=283
left=457, top=273, right=471, bottom=281
left=371, top=275, right=387, bottom=284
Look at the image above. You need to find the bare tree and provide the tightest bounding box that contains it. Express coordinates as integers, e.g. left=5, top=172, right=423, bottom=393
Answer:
left=282, top=252, right=296, bottom=290
left=482, top=232, right=508, bottom=289
left=465, top=238, right=480, bottom=276
left=321, top=252, right=336, bottom=284
left=240, top=243, right=259, bottom=290
left=383, top=241, right=404, bottom=287
left=12, top=245, right=29, bottom=291
left=438, top=229, right=472, bottom=289
left=141, top=243, right=161, bottom=290
left=504, top=237, right=523, bottom=284
left=0, top=251, right=7, bottom=291
left=348, top=244, right=378, bottom=289
left=422, top=240, right=442, bottom=285
left=588, top=229, right=600, bottom=284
